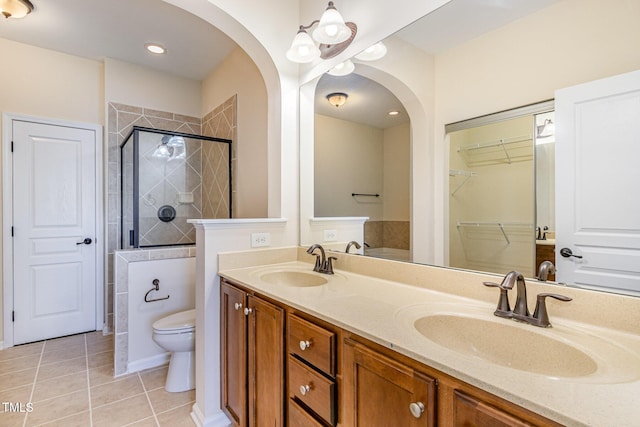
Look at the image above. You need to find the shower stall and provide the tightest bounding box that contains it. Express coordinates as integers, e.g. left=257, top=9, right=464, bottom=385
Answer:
left=121, top=126, right=232, bottom=248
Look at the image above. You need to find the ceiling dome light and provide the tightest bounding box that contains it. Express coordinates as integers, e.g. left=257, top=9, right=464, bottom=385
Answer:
left=327, top=59, right=355, bottom=76
left=286, top=28, right=321, bottom=63
left=0, top=0, right=34, bottom=19
left=145, top=43, right=167, bottom=55
left=326, top=92, right=348, bottom=108
left=355, top=42, right=387, bottom=61
left=312, top=1, right=351, bottom=45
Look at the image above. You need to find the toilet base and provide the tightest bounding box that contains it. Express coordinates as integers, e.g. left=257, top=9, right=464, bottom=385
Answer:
left=165, top=350, right=195, bottom=392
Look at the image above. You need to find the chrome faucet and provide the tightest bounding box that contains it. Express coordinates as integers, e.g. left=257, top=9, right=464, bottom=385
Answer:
left=345, top=241, right=362, bottom=254
left=306, top=244, right=336, bottom=275
left=484, top=270, right=572, bottom=327
left=536, top=260, right=556, bottom=282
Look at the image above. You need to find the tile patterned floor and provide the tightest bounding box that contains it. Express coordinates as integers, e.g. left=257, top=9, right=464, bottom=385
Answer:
left=0, top=332, right=195, bottom=426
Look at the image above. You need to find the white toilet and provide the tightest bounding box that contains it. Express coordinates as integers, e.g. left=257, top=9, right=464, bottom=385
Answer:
left=152, top=309, right=196, bottom=392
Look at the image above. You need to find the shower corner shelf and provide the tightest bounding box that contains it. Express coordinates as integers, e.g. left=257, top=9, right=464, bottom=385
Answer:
left=449, top=169, right=477, bottom=195
left=457, top=134, right=533, bottom=166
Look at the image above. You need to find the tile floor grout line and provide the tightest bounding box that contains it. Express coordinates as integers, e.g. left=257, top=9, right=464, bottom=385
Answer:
left=23, top=338, right=46, bottom=427
left=85, top=333, right=94, bottom=427
left=138, top=371, right=161, bottom=426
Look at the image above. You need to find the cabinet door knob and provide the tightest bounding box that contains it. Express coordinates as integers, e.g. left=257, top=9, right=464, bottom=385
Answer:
left=299, top=384, right=311, bottom=396
left=243, top=307, right=253, bottom=315
left=409, top=401, right=425, bottom=418
left=299, top=340, right=312, bottom=351
left=234, top=302, right=242, bottom=311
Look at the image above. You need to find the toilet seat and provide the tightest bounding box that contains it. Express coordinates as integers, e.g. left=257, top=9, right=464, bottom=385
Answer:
left=152, top=309, right=195, bottom=335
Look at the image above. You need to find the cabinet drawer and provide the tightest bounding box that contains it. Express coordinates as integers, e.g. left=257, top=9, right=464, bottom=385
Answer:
left=288, top=399, right=325, bottom=427
left=288, top=356, right=336, bottom=426
left=288, top=314, right=336, bottom=375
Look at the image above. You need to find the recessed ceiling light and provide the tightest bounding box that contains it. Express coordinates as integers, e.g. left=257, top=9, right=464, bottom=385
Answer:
left=145, top=43, right=167, bottom=55
left=388, top=110, right=400, bottom=116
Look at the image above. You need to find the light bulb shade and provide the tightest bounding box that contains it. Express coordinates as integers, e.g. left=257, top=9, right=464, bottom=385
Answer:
left=0, top=0, right=34, bottom=18
left=312, top=2, right=351, bottom=44
left=326, top=92, right=348, bottom=108
left=152, top=143, right=171, bottom=159
left=355, top=42, right=387, bottom=61
left=327, top=59, right=355, bottom=76
left=537, top=119, right=555, bottom=138
left=286, top=29, right=321, bottom=63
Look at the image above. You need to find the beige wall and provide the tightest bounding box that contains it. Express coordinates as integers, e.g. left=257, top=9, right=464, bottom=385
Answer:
left=0, top=38, right=104, bottom=343
left=383, top=122, right=410, bottom=221
left=202, top=48, right=268, bottom=218
left=314, top=114, right=384, bottom=219
left=433, top=0, right=640, bottom=263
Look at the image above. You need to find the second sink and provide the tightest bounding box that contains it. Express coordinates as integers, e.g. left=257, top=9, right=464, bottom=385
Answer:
left=259, top=270, right=329, bottom=287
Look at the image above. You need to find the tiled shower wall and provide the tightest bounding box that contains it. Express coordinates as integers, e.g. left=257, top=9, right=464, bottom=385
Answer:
left=203, top=95, right=237, bottom=216
left=364, top=220, right=411, bottom=250
left=106, top=98, right=237, bottom=332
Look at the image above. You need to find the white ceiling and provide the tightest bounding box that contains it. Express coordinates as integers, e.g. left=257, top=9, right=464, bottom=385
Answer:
left=0, top=0, right=237, bottom=81
left=0, top=0, right=559, bottom=126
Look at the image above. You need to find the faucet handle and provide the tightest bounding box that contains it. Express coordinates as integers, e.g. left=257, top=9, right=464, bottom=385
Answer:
left=324, top=256, right=337, bottom=275
left=483, top=282, right=512, bottom=318
left=531, top=293, right=572, bottom=327
left=311, top=254, right=322, bottom=272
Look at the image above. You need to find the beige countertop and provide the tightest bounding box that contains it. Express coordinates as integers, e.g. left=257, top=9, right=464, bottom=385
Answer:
left=218, top=247, right=640, bottom=426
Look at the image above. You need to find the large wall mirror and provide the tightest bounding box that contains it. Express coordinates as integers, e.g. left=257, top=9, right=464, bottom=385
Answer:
left=301, top=0, right=640, bottom=297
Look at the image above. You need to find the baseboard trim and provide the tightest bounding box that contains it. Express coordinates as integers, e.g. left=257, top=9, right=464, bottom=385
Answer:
left=191, top=403, right=231, bottom=427
left=126, top=353, right=170, bottom=374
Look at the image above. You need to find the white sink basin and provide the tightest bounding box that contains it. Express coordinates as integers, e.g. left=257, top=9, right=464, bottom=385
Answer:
left=395, top=303, right=640, bottom=383
left=259, top=270, right=329, bottom=287
left=414, top=314, right=596, bottom=377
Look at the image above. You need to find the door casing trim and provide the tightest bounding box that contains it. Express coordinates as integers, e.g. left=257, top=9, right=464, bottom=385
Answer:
left=2, top=113, right=105, bottom=348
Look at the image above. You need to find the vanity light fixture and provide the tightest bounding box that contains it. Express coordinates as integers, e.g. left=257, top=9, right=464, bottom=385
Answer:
left=0, top=0, right=34, bottom=19
left=355, top=42, right=387, bottom=61
left=286, top=1, right=357, bottom=64
left=145, top=43, right=167, bottom=55
left=327, top=59, right=355, bottom=76
left=326, top=92, right=348, bottom=108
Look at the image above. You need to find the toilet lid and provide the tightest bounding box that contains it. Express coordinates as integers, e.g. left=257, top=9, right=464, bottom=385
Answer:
left=153, top=309, right=196, bottom=332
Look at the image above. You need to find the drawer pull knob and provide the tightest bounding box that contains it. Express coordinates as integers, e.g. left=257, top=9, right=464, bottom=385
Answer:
left=244, top=307, right=253, bottom=315
left=409, top=402, right=425, bottom=418
left=299, top=384, right=311, bottom=396
left=299, top=340, right=312, bottom=350
left=234, top=302, right=242, bottom=311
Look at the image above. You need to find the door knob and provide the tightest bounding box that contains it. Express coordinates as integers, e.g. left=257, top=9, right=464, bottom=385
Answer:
left=560, top=248, right=582, bottom=259
left=76, top=238, right=92, bottom=245
left=409, top=401, right=425, bottom=418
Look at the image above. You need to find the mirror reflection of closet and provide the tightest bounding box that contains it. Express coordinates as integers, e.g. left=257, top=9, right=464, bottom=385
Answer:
left=447, top=101, right=555, bottom=278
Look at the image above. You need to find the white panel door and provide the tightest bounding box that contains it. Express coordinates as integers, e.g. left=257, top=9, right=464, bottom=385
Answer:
left=12, top=120, right=97, bottom=344
left=555, top=70, right=640, bottom=296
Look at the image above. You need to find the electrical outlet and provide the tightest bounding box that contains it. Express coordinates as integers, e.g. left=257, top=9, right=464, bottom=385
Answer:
left=323, top=229, right=337, bottom=242
left=251, top=232, right=271, bottom=248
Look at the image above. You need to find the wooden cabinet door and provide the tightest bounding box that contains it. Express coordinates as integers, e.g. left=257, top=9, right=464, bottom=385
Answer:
left=343, top=339, right=436, bottom=427
left=453, top=390, right=533, bottom=427
left=221, top=281, right=247, bottom=427
left=248, top=295, right=285, bottom=427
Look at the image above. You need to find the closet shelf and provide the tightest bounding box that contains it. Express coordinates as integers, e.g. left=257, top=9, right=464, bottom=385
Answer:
left=449, top=169, right=477, bottom=195
left=457, top=135, right=533, bottom=166
left=457, top=221, right=533, bottom=244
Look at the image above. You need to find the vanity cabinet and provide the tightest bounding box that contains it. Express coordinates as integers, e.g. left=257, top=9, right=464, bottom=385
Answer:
left=220, top=278, right=561, bottom=427
left=287, top=313, right=338, bottom=426
left=220, top=280, right=285, bottom=427
left=343, top=339, right=437, bottom=427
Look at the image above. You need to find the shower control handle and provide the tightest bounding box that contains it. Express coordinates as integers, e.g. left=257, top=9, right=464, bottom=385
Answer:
left=76, top=238, right=92, bottom=245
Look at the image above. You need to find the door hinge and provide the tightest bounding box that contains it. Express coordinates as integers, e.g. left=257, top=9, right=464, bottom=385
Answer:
left=11, top=226, right=14, bottom=237
left=11, top=140, right=14, bottom=153
left=12, top=311, right=15, bottom=322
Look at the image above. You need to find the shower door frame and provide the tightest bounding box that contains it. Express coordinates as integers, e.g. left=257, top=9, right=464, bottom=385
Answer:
left=120, top=126, right=233, bottom=249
